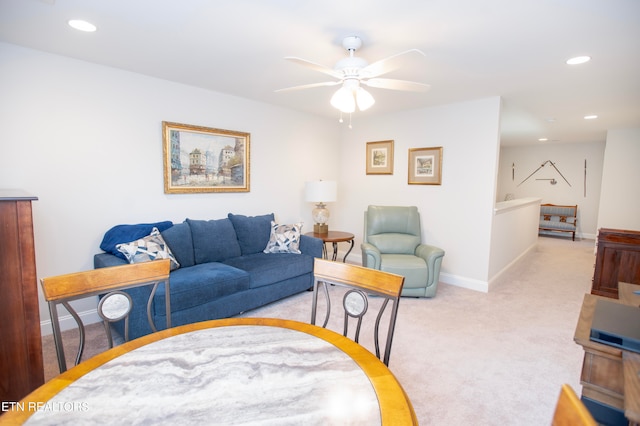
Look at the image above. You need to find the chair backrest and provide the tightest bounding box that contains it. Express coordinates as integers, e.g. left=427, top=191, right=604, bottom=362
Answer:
left=364, top=205, right=422, bottom=254
left=41, top=259, right=171, bottom=373
left=551, top=384, right=597, bottom=426
left=311, top=258, right=405, bottom=365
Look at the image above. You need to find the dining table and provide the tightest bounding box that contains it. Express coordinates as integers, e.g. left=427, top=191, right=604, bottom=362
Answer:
left=1, top=317, right=416, bottom=425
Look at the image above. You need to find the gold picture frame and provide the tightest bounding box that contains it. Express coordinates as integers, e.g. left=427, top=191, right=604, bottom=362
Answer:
left=408, top=146, right=443, bottom=185
left=162, top=121, right=250, bottom=193
left=366, top=140, right=394, bottom=175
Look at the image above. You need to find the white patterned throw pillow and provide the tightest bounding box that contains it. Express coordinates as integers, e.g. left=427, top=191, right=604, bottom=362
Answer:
left=117, top=227, right=180, bottom=270
left=263, top=221, right=303, bottom=254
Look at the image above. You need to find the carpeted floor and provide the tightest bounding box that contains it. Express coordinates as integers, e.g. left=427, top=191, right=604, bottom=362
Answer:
left=42, top=235, right=595, bottom=425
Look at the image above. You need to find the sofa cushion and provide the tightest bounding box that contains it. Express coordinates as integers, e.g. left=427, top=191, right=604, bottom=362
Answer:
left=539, top=220, right=576, bottom=231
left=228, top=213, right=274, bottom=255
left=152, top=262, right=250, bottom=316
left=186, top=218, right=241, bottom=264
left=100, top=221, right=173, bottom=260
left=161, top=222, right=195, bottom=268
left=223, top=252, right=314, bottom=289
left=263, top=221, right=303, bottom=254
left=116, top=227, right=180, bottom=270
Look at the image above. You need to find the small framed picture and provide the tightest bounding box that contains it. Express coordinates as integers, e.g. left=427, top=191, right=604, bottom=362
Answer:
left=408, top=146, right=443, bottom=185
left=366, top=140, right=394, bottom=175
left=162, top=121, right=250, bottom=193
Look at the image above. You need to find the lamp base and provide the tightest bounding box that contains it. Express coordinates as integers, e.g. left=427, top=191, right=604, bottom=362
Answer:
left=314, top=223, right=328, bottom=234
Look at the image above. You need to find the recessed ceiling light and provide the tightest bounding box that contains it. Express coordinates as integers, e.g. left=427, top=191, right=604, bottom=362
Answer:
left=566, top=56, right=591, bottom=65
left=68, top=19, right=97, bottom=32
left=584, top=115, right=598, bottom=120
left=538, top=138, right=548, bottom=142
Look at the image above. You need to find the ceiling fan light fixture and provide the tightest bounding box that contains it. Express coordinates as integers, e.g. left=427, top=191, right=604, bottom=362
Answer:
left=280, top=36, right=426, bottom=118
left=330, top=86, right=356, bottom=113
left=356, top=87, right=375, bottom=111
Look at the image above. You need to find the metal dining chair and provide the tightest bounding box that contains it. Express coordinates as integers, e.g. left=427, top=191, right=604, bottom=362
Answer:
left=41, top=259, right=171, bottom=373
left=311, top=258, right=405, bottom=366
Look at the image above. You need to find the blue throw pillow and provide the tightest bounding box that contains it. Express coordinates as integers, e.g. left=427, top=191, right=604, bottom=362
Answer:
left=100, top=221, right=173, bottom=260
left=186, top=218, right=242, bottom=264
left=228, top=213, right=274, bottom=255
left=161, top=222, right=195, bottom=268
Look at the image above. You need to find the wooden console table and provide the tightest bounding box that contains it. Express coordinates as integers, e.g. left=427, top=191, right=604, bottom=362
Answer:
left=574, top=282, right=640, bottom=424
left=591, top=228, right=640, bottom=299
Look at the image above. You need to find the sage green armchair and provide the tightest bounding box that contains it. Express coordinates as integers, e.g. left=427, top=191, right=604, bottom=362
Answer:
left=361, top=205, right=445, bottom=297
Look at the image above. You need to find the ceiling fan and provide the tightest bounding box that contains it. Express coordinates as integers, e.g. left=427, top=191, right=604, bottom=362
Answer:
left=276, top=36, right=430, bottom=114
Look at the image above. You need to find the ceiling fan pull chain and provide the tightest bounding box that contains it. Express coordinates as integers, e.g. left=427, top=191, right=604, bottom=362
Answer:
left=348, top=113, right=353, bottom=129
left=339, top=111, right=344, bottom=123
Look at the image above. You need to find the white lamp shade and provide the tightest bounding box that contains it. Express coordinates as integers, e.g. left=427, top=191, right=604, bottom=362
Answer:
left=305, top=180, right=337, bottom=203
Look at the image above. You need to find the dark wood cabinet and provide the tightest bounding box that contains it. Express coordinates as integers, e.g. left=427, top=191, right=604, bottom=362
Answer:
left=591, top=228, right=640, bottom=299
left=0, top=190, right=44, bottom=406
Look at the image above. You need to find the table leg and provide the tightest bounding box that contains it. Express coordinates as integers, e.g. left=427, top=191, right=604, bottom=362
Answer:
left=343, top=240, right=354, bottom=263
left=332, top=242, right=339, bottom=261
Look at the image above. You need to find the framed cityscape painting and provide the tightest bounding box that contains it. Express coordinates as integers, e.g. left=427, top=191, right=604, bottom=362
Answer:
left=366, top=140, right=394, bottom=175
left=408, top=146, right=442, bottom=185
left=162, top=121, right=250, bottom=193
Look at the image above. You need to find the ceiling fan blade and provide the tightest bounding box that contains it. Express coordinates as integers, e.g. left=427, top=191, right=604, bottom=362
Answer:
left=363, top=78, right=430, bottom=92
left=275, top=81, right=341, bottom=92
left=361, top=49, right=426, bottom=78
left=284, top=57, right=343, bottom=79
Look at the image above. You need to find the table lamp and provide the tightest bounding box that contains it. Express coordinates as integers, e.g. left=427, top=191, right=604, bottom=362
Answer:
left=305, top=180, right=337, bottom=234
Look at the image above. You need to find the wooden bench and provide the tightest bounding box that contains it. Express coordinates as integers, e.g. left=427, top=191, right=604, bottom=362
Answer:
left=539, top=203, right=578, bottom=241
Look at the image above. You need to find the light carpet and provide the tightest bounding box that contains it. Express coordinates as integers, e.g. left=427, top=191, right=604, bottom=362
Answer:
left=42, top=236, right=595, bottom=425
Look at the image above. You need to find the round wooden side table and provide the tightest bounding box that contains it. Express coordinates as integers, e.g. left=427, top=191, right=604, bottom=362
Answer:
left=305, top=231, right=355, bottom=262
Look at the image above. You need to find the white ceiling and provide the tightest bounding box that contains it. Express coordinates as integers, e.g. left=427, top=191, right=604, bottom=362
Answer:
left=1, top=0, right=639, bottom=146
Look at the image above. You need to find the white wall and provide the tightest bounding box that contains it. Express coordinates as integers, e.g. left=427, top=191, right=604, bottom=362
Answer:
left=0, top=42, right=340, bottom=331
left=597, top=128, right=640, bottom=231
left=497, top=142, right=605, bottom=239
left=335, top=97, right=502, bottom=291
left=489, top=198, right=541, bottom=281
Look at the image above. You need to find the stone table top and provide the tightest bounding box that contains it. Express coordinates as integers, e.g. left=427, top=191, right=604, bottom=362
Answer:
left=13, top=318, right=415, bottom=425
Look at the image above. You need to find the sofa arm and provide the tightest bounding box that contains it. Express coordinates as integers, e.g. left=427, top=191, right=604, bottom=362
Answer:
left=300, top=235, right=323, bottom=258
left=94, top=252, right=128, bottom=269
left=361, top=242, right=382, bottom=269
left=415, top=244, right=445, bottom=287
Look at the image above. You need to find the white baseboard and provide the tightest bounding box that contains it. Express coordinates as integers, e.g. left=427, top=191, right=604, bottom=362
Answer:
left=439, top=273, right=489, bottom=293
left=40, top=309, right=102, bottom=336
left=487, top=243, right=537, bottom=291
left=579, top=232, right=596, bottom=240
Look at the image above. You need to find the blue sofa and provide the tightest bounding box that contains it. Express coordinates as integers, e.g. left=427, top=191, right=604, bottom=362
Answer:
left=94, top=213, right=323, bottom=340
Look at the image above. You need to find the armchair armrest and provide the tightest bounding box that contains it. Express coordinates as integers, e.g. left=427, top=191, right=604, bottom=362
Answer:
left=361, top=242, right=382, bottom=269
left=415, top=244, right=445, bottom=287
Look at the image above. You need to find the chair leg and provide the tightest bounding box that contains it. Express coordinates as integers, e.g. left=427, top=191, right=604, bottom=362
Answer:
left=49, top=301, right=67, bottom=373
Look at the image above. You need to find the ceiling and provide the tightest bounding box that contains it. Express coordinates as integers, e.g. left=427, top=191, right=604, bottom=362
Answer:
left=1, top=0, right=638, bottom=146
